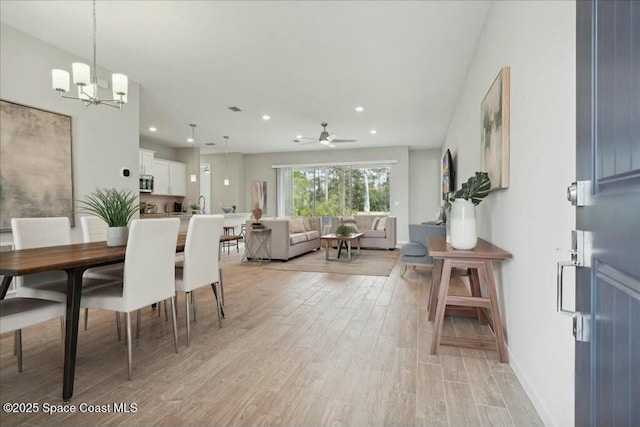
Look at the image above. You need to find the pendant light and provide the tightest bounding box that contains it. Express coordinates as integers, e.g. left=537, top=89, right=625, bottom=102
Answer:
left=223, top=136, right=230, bottom=186
left=189, top=124, right=197, bottom=182
left=51, top=0, right=128, bottom=109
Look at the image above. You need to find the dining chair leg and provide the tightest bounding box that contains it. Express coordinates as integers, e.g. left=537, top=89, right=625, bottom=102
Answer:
left=164, top=299, right=169, bottom=321
left=157, top=302, right=161, bottom=317
left=84, top=308, right=89, bottom=331
left=193, top=290, right=197, bottom=322
left=214, top=282, right=222, bottom=328
left=13, top=330, right=17, bottom=355
left=15, top=330, right=23, bottom=372
left=185, top=291, right=191, bottom=347
left=116, top=312, right=122, bottom=341
left=60, top=316, right=65, bottom=364
left=136, top=309, right=141, bottom=339
left=125, top=312, right=133, bottom=381
left=170, top=297, right=179, bottom=353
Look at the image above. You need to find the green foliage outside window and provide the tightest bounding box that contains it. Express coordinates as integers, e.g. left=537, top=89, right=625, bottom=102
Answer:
left=291, top=166, right=390, bottom=217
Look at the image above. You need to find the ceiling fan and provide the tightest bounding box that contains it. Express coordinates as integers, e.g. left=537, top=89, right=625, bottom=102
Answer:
left=293, top=123, right=357, bottom=148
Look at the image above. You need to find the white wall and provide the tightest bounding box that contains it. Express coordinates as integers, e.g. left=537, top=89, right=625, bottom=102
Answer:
left=139, top=136, right=178, bottom=161
left=408, top=149, right=442, bottom=224
left=441, top=2, right=576, bottom=426
left=0, top=24, right=140, bottom=244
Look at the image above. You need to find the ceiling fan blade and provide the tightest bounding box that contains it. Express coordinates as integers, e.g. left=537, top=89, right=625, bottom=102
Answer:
left=328, top=143, right=336, bottom=148
left=331, top=139, right=357, bottom=143
left=293, top=139, right=318, bottom=145
left=327, top=133, right=337, bottom=142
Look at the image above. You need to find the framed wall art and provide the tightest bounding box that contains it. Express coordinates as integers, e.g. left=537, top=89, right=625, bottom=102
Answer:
left=442, top=148, right=455, bottom=198
left=481, top=66, right=510, bottom=190
left=0, top=100, right=74, bottom=230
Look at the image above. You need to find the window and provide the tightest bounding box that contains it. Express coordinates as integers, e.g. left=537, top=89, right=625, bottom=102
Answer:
left=280, top=165, right=390, bottom=217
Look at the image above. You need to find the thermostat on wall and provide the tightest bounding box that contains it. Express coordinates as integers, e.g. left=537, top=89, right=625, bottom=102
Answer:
left=120, top=167, right=131, bottom=179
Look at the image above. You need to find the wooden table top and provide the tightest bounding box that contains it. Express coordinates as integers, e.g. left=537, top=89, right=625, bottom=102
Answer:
left=426, top=236, right=512, bottom=261
left=0, top=234, right=187, bottom=276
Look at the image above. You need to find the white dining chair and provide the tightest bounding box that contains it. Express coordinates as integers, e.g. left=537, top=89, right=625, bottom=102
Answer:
left=175, top=215, right=224, bottom=346
left=80, top=218, right=180, bottom=380
left=0, top=297, right=65, bottom=372
left=11, top=217, right=114, bottom=329
left=80, top=216, right=126, bottom=279
left=79, top=215, right=127, bottom=331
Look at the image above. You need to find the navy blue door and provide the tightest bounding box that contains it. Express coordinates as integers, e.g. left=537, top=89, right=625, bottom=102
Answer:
left=575, top=1, right=640, bottom=426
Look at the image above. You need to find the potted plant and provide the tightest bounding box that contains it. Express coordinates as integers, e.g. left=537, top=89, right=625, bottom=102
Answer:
left=78, top=188, right=139, bottom=246
left=335, top=224, right=356, bottom=237
left=447, top=172, right=491, bottom=250
left=190, top=204, right=200, bottom=214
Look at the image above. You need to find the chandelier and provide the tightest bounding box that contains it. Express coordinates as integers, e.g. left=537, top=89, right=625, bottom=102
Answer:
left=51, top=0, right=128, bottom=109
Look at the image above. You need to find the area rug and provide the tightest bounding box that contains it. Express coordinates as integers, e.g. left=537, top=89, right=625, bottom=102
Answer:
left=263, top=248, right=399, bottom=276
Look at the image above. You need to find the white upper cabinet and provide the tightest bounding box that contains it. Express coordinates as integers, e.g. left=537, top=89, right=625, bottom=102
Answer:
left=152, top=159, right=186, bottom=196
left=139, top=149, right=155, bottom=175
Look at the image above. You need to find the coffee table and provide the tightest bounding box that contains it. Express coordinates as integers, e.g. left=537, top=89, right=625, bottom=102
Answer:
left=320, top=232, right=364, bottom=261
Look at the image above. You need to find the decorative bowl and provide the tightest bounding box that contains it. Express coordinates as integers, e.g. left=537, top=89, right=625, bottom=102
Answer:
left=221, top=207, right=233, bottom=213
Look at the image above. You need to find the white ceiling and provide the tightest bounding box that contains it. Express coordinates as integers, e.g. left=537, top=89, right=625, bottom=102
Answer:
left=1, top=0, right=490, bottom=154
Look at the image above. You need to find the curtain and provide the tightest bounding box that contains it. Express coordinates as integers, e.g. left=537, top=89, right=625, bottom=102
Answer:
left=276, top=167, right=292, bottom=217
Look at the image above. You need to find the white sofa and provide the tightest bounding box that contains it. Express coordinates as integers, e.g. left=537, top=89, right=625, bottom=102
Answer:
left=245, top=217, right=321, bottom=261
left=329, top=215, right=397, bottom=250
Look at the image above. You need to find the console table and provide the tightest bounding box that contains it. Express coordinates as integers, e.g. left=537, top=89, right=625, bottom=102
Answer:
left=426, top=236, right=512, bottom=363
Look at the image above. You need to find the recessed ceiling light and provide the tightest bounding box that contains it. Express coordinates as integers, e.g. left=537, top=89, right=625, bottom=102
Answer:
left=296, top=135, right=303, bottom=139
left=149, top=126, right=157, bottom=132
left=370, top=129, right=377, bottom=134
left=187, top=137, right=194, bottom=143
left=262, top=115, right=271, bottom=121
left=355, top=106, right=364, bottom=112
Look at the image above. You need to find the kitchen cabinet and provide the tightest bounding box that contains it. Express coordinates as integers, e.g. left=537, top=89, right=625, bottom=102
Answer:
left=139, top=149, right=155, bottom=175
left=152, top=159, right=186, bottom=196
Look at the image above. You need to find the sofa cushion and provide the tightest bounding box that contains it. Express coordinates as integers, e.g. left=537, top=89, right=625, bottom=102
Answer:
left=401, top=242, right=427, bottom=257
left=375, top=216, right=387, bottom=231
left=371, top=217, right=380, bottom=230
left=305, top=230, right=320, bottom=240
left=341, top=216, right=359, bottom=231
left=289, top=218, right=306, bottom=233
left=290, top=233, right=308, bottom=245
left=363, top=229, right=386, bottom=239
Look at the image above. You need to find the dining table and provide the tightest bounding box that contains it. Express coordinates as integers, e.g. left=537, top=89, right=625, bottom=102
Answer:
left=0, top=234, right=189, bottom=401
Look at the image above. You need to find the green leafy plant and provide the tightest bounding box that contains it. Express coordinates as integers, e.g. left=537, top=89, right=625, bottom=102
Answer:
left=78, top=188, right=139, bottom=227
left=190, top=204, right=200, bottom=212
left=335, top=224, right=356, bottom=236
left=448, top=171, right=491, bottom=206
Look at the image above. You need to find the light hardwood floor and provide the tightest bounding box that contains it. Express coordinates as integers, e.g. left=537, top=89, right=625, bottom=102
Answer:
left=0, top=250, right=543, bottom=426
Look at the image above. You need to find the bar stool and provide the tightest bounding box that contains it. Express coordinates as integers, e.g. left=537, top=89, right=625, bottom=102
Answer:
left=222, top=226, right=238, bottom=254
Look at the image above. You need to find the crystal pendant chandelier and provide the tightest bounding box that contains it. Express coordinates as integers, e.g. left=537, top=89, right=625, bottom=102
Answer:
left=51, top=0, right=128, bottom=109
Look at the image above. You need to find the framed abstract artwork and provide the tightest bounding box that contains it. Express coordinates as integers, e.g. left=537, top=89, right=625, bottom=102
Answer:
left=0, top=100, right=74, bottom=230
left=442, top=148, right=455, bottom=198
left=481, top=66, right=510, bottom=190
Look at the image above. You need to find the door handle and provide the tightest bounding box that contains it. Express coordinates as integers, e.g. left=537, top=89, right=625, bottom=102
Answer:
left=557, top=260, right=577, bottom=316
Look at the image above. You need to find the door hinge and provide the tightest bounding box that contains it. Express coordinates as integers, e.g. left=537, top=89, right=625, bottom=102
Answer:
left=573, top=314, right=591, bottom=342
left=567, top=180, right=592, bottom=206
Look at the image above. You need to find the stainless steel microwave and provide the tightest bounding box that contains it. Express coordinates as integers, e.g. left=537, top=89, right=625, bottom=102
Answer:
left=139, top=174, right=153, bottom=193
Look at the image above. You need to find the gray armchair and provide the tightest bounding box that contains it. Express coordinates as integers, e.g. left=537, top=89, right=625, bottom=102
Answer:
left=400, top=223, right=446, bottom=276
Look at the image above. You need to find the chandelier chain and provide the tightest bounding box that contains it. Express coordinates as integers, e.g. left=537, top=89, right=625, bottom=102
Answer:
left=92, top=0, right=97, bottom=85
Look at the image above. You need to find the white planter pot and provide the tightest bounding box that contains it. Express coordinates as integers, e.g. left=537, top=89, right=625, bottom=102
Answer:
left=106, top=226, right=128, bottom=247
left=450, top=199, right=477, bottom=250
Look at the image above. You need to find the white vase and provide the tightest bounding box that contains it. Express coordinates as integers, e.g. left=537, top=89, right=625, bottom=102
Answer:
left=450, top=199, right=477, bottom=250
left=106, top=226, right=128, bottom=247
left=445, top=207, right=451, bottom=244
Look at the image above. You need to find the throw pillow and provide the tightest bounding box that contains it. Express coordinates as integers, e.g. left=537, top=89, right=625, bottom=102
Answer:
left=289, top=218, right=306, bottom=233
left=375, top=216, right=387, bottom=231
left=303, top=217, right=312, bottom=231
left=371, top=217, right=380, bottom=230
left=341, top=216, right=355, bottom=223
